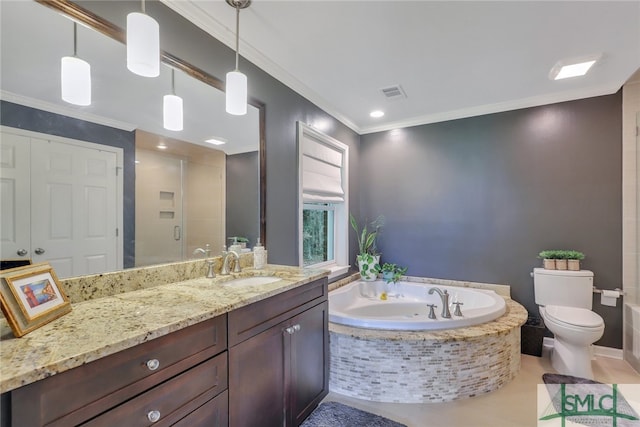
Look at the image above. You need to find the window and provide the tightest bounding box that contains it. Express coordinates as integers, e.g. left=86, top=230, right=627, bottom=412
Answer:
left=298, top=122, right=348, bottom=277
left=302, top=203, right=335, bottom=266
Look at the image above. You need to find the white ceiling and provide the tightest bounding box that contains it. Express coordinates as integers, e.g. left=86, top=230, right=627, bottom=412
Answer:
left=165, top=0, right=640, bottom=134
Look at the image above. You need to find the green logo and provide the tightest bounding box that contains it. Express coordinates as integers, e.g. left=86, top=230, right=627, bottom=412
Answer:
left=539, top=383, right=640, bottom=427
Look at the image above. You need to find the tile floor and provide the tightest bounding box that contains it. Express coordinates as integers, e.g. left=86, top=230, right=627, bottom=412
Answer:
left=323, top=352, right=640, bottom=427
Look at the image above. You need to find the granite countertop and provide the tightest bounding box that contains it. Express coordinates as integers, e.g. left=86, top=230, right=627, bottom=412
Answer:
left=0, top=265, right=328, bottom=394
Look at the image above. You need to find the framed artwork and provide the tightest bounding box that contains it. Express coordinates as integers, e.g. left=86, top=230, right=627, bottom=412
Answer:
left=0, top=262, right=71, bottom=337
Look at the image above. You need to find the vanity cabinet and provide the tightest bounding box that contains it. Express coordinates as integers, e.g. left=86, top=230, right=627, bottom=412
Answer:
left=228, top=277, right=329, bottom=427
left=3, top=275, right=330, bottom=427
left=9, top=315, right=228, bottom=427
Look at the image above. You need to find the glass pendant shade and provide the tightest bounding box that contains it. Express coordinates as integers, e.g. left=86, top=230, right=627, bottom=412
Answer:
left=61, top=56, right=91, bottom=106
left=163, top=94, right=183, bottom=131
left=226, top=70, right=247, bottom=115
left=126, top=12, right=160, bottom=77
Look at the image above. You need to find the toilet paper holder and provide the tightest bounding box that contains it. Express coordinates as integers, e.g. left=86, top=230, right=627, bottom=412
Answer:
left=592, top=286, right=625, bottom=296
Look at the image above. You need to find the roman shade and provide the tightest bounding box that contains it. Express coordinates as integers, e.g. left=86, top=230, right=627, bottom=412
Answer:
left=301, top=132, right=345, bottom=203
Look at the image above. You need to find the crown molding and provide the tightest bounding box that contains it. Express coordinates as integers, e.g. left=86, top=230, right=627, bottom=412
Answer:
left=359, top=83, right=623, bottom=135
left=1, top=91, right=136, bottom=131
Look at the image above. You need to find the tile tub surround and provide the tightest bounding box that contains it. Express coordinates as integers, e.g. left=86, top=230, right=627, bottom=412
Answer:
left=0, top=263, right=326, bottom=394
left=329, top=298, right=527, bottom=403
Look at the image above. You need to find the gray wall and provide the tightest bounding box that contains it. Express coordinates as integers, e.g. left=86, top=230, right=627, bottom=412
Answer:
left=0, top=101, right=137, bottom=268
left=360, top=93, right=623, bottom=348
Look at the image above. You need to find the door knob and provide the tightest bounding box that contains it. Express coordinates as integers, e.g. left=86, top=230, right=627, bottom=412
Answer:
left=34, top=248, right=45, bottom=255
left=16, top=249, right=28, bottom=256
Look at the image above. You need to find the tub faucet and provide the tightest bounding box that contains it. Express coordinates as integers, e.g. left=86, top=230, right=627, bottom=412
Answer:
left=221, top=250, right=241, bottom=275
left=428, top=288, right=451, bottom=318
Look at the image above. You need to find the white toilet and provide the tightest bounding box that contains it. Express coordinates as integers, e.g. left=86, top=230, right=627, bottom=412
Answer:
left=533, top=268, right=605, bottom=379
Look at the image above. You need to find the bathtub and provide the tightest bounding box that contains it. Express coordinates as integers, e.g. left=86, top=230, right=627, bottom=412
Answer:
left=328, top=278, right=527, bottom=402
left=329, top=280, right=506, bottom=330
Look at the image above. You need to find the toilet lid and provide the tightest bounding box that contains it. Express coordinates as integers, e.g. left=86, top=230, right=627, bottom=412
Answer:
left=544, top=305, right=603, bottom=328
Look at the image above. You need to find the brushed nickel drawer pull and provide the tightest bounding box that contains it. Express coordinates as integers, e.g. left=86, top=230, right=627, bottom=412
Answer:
left=147, top=410, right=161, bottom=422
left=285, top=324, right=301, bottom=334
left=146, top=359, right=160, bottom=371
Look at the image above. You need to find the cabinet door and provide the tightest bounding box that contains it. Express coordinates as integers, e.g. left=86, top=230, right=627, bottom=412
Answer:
left=228, top=322, right=286, bottom=427
left=288, top=301, right=329, bottom=426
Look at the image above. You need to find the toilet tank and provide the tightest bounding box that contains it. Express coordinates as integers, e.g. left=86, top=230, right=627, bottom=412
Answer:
left=533, top=268, right=594, bottom=309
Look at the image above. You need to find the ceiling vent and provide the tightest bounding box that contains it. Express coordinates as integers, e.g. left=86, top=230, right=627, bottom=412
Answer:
left=380, top=84, right=407, bottom=100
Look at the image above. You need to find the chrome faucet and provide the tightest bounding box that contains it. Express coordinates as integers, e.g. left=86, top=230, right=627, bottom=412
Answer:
left=221, top=250, right=241, bottom=275
left=428, top=288, right=451, bottom=318
left=193, top=244, right=215, bottom=278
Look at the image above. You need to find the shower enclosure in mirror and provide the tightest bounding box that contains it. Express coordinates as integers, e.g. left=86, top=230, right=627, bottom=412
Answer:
left=0, top=0, right=265, bottom=278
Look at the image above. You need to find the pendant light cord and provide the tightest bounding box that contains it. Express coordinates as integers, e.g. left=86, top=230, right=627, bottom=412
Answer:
left=171, top=69, right=176, bottom=95
left=234, top=5, right=240, bottom=71
left=141, top=0, right=146, bottom=13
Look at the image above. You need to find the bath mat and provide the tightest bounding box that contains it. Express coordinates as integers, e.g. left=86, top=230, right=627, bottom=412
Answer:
left=300, top=401, right=406, bottom=427
left=542, top=373, right=601, bottom=385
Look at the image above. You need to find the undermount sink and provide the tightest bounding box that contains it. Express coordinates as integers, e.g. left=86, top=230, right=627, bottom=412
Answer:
left=222, top=276, right=281, bottom=287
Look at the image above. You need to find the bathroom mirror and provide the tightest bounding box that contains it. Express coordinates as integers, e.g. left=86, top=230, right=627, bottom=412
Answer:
left=0, top=0, right=265, bottom=278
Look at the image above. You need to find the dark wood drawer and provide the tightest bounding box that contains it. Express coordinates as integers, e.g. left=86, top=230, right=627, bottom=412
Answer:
left=12, top=315, right=227, bottom=427
left=173, top=390, right=229, bottom=427
left=228, top=277, right=327, bottom=346
left=81, top=352, right=228, bottom=427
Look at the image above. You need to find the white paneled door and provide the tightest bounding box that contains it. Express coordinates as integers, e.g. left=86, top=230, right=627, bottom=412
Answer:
left=0, top=132, right=31, bottom=265
left=0, top=127, right=123, bottom=278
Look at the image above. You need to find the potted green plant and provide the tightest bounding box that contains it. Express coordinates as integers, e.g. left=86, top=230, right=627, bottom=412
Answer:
left=538, top=250, right=558, bottom=270
left=375, top=263, right=408, bottom=284
left=554, top=250, right=568, bottom=270
left=235, top=236, right=249, bottom=249
left=565, top=250, right=585, bottom=271
left=350, top=213, right=384, bottom=281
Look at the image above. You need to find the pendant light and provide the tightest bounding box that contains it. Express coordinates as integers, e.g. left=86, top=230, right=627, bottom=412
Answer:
left=225, top=0, right=251, bottom=116
left=127, top=0, right=160, bottom=77
left=61, top=23, right=91, bottom=106
left=163, top=69, right=183, bottom=131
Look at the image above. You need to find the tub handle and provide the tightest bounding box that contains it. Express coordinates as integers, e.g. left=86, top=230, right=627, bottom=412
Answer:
left=452, top=302, right=464, bottom=317
left=427, top=304, right=437, bottom=319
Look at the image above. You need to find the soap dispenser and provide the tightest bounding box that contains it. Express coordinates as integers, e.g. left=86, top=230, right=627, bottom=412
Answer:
left=228, top=237, right=242, bottom=254
left=253, top=238, right=267, bottom=269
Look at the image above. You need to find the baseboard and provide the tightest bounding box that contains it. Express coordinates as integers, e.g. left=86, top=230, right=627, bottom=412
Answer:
left=542, top=337, right=624, bottom=360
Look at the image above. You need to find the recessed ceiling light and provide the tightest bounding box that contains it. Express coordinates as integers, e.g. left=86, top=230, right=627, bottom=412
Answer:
left=205, top=137, right=227, bottom=146
left=157, top=143, right=167, bottom=150
left=370, top=110, right=384, bottom=118
left=549, top=55, right=600, bottom=80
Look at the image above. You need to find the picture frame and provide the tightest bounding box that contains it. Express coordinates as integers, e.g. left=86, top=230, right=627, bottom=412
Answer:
left=0, top=262, right=71, bottom=337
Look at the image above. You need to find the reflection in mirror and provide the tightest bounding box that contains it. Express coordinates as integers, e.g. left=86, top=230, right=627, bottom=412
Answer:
left=0, top=0, right=263, bottom=278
